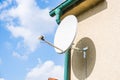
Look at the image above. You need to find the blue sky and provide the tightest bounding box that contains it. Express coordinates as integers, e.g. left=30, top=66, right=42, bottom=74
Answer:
left=0, top=0, right=65, bottom=80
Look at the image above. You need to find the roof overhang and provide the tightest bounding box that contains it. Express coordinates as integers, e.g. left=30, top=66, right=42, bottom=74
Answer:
left=49, top=0, right=104, bottom=24
left=61, top=0, right=105, bottom=19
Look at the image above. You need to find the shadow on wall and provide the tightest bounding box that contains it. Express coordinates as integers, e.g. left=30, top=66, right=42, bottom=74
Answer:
left=77, top=0, right=108, bottom=22
left=72, top=37, right=96, bottom=80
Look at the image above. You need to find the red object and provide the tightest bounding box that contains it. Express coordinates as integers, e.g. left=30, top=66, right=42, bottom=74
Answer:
left=48, top=78, right=58, bottom=80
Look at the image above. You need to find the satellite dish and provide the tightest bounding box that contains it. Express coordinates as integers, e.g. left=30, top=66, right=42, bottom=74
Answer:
left=54, top=15, right=78, bottom=54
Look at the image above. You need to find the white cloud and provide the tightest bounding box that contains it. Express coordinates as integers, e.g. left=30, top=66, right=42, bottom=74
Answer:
left=0, top=78, right=5, bottom=80
left=26, top=60, right=64, bottom=80
left=0, top=0, right=56, bottom=59
left=8, top=25, right=38, bottom=52
left=0, top=0, right=12, bottom=10
left=12, top=51, right=28, bottom=60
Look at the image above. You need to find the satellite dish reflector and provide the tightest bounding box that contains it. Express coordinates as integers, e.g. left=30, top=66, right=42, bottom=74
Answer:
left=54, top=15, right=78, bottom=54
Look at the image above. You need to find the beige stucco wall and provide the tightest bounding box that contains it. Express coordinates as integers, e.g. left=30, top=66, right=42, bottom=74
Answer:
left=71, top=0, right=120, bottom=80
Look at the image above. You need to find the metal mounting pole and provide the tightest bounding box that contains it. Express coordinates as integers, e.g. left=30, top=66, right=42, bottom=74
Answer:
left=64, top=50, right=70, bottom=80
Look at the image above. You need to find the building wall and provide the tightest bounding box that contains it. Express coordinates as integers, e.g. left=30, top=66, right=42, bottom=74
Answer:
left=71, top=0, right=120, bottom=80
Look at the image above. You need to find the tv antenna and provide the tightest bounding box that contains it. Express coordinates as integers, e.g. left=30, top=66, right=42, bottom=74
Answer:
left=39, top=15, right=78, bottom=54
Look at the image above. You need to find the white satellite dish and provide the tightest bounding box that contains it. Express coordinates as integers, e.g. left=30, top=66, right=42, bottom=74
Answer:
left=54, top=15, right=78, bottom=54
